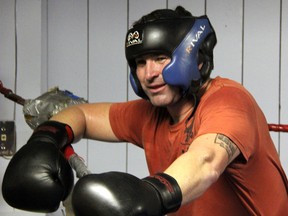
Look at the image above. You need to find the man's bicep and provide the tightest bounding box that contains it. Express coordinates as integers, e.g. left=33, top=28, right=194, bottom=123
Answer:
left=164, top=133, right=240, bottom=203
left=191, top=133, right=241, bottom=171
left=213, top=133, right=241, bottom=164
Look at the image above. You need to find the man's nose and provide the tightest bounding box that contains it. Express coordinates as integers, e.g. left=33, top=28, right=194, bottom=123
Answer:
left=145, top=60, right=161, bottom=80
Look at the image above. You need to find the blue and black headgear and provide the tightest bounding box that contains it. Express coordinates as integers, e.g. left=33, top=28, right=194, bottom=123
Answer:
left=125, top=7, right=217, bottom=99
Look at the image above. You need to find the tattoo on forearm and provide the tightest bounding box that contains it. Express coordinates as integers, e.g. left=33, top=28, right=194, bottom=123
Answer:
left=214, top=134, right=237, bottom=161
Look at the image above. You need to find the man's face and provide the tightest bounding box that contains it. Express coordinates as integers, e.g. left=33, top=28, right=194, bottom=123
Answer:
left=135, top=54, right=182, bottom=107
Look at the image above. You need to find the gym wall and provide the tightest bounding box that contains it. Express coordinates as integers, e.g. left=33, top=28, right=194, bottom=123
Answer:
left=0, top=0, right=287, bottom=215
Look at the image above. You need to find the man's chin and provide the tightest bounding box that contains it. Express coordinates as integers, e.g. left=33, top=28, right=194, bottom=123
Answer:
left=148, top=96, right=175, bottom=107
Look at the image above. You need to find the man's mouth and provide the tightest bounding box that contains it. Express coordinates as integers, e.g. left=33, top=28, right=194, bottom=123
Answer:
left=147, top=83, right=166, bottom=94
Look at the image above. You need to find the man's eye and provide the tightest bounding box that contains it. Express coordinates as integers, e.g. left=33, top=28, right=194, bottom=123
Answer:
left=136, top=59, right=146, bottom=66
left=155, top=56, right=168, bottom=63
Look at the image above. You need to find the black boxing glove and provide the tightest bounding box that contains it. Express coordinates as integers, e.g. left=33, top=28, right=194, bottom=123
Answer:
left=2, top=121, right=74, bottom=213
left=72, top=172, right=182, bottom=216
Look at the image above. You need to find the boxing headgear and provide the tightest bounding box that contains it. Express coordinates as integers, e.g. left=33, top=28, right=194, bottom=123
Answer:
left=125, top=9, right=217, bottom=99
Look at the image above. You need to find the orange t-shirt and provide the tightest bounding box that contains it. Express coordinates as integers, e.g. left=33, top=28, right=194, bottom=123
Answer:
left=109, top=77, right=288, bottom=215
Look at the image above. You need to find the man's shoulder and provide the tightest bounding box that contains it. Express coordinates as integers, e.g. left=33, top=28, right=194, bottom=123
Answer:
left=112, top=99, right=155, bottom=113
left=207, top=76, right=251, bottom=98
left=211, top=76, right=243, bottom=89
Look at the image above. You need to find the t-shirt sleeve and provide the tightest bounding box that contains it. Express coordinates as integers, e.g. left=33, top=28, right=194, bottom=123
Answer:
left=195, top=86, right=259, bottom=162
left=109, top=99, right=152, bottom=147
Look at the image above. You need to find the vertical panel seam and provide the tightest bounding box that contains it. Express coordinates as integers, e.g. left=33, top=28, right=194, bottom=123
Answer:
left=45, top=0, right=48, bottom=91
left=87, top=0, right=89, bottom=100
left=13, top=0, right=18, bottom=121
left=278, top=0, right=283, bottom=154
left=86, top=0, right=90, bottom=166
left=241, top=0, right=245, bottom=86
left=126, top=0, right=130, bottom=173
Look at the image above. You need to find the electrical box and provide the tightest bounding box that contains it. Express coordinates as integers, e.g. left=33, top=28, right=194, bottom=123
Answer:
left=0, top=121, right=16, bottom=156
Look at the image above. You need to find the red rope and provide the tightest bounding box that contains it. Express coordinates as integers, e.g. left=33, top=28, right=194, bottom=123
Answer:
left=268, top=124, right=288, bottom=132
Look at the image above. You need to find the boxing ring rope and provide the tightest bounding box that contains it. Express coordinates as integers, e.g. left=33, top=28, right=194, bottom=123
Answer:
left=268, top=124, right=288, bottom=133
left=1, top=79, right=288, bottom=178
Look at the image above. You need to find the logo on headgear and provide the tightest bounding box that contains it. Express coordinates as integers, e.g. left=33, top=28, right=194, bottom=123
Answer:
left=126, top=31, right=143, bottom=47
left=186, top=25, right=206, bottom=54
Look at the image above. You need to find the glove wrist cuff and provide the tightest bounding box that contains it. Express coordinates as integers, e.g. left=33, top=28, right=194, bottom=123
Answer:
left=30, top=121, right=74, bottom=148
left=142, top=173, right=182, bottom=214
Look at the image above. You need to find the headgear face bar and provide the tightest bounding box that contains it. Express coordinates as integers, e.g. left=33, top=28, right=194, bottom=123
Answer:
left=125, top=14, right=217, bottom=99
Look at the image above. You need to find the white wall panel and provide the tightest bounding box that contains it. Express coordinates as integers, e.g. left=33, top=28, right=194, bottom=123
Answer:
left=207, top=0, right=243, bottom=83
left=0, top=0, right=17, bottom=213
left=0, top=0, right=46, bottom=215
left=0, top=0, right=287, bottom=215
left=45, top=1, right=89, bottom=215
left=0, top=0, right=16, bottom=120
left=243, top=0, right=281, bottom=150
left=280, top=0, right=288, bottom=174
left=88, top=0, right=128, bottom=174
left=47, top=0, right=88, bottom=94
left=47, top=0, right=89, bottom=165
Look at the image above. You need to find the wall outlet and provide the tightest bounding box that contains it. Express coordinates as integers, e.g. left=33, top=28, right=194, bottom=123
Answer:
left=0, top=121, right=16, bottom=156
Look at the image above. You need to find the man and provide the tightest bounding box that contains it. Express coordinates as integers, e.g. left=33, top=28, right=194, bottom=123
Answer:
left=2, top=6, right=288, bottom=216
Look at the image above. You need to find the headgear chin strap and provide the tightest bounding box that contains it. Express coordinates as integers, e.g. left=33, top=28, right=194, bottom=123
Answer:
left=125, top=14, right=217, bottom=99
